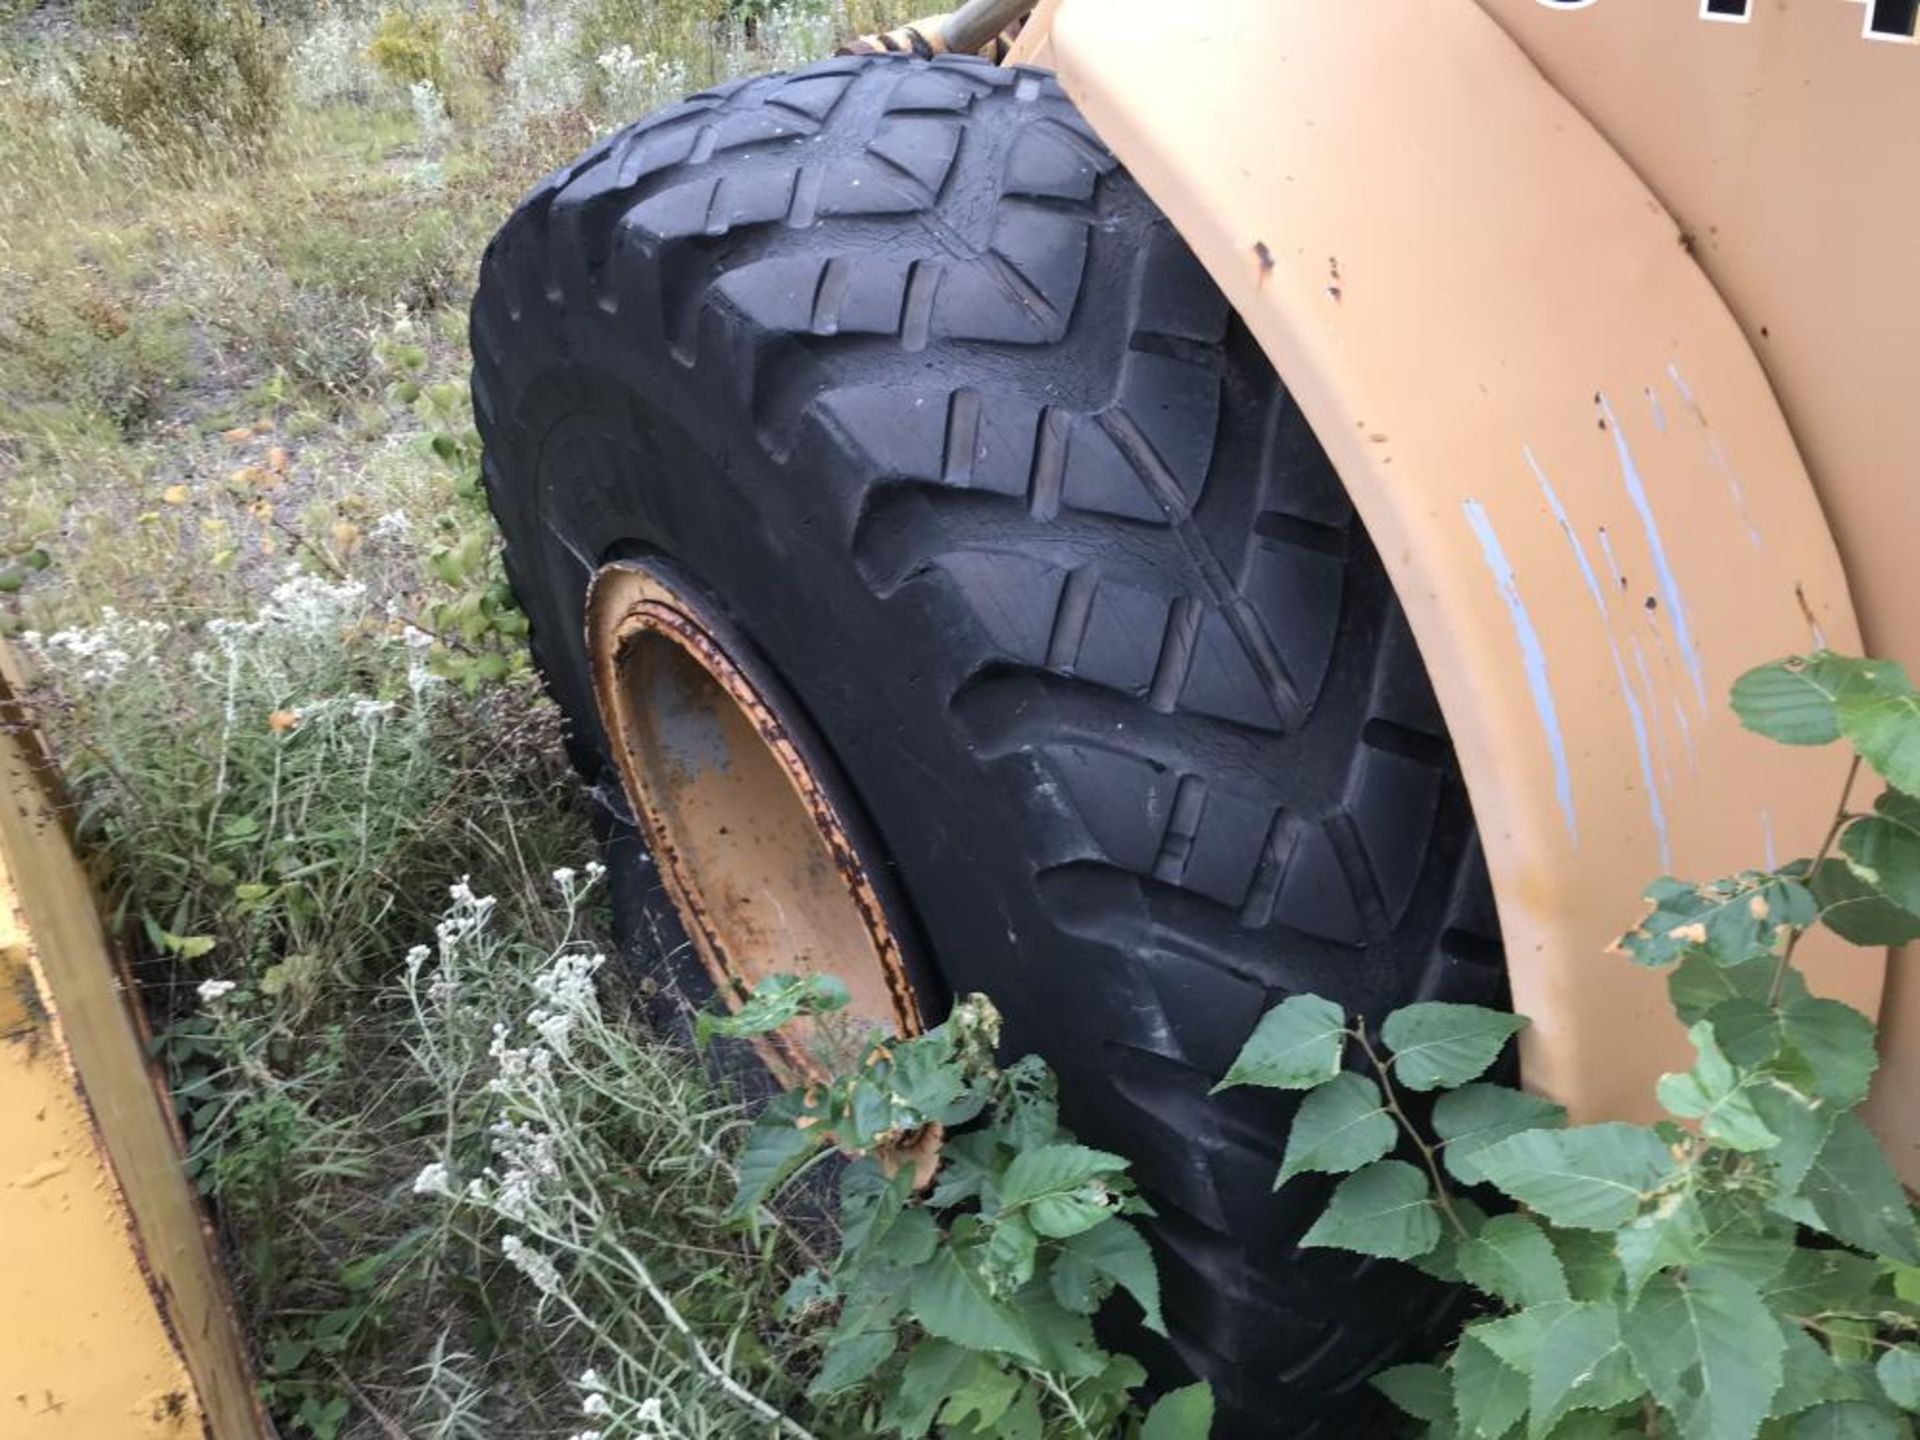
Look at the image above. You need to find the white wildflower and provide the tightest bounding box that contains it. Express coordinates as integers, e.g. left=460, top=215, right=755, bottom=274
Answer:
left=533, top=952, right=604, bottom=1014
left=196, top=978, right=237, bottom=1005
left=259, top=569, right=367, bottom=639
left=582, top=1393, right=612, bottom=1417
left=578, top=1368, right=604, bottom=1392
left=530, top=1008, right=574, bottom=1053
left=501, top=1234, right=562, bottom=1296
left=412, top=1161, right=452, bottom=1197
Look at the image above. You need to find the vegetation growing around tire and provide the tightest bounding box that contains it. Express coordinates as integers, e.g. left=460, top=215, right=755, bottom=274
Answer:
left=1232, top=654, right=1920, bottom=1440
left=714, top=978, right=1213, bottom=1440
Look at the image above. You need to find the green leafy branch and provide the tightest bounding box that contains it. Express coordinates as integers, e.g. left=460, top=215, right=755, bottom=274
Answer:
left=1225, top=652, right=1920, bottom=1440
left=715, top=979, right=1212, bottom=1440
left=376, top=330, right=530, bottom=692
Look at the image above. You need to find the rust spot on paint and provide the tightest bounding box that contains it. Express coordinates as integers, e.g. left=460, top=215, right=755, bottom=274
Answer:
left=1253, top=240, right=1275, bottom=282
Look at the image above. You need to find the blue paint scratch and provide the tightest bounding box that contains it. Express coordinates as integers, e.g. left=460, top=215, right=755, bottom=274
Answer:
left=1599, top=392, right=1709, bottom=713
left=1704, top=433, right=1764, bottom=549
left=1597, top=526, right=1626, bottom=592
left=1673, top=697, right=1698, bottom=773
left=1525, top=448, right=1670, bottom=867
left=1645, top=386, right=1668, bottom=433
left=1629, top=633, right=1675, bottom=797
left=1464, top=496, right=1578, bottom=846
left=1666, top=361, right=1697, bottom=411
left=1761, top=808, right=1778, bottom=870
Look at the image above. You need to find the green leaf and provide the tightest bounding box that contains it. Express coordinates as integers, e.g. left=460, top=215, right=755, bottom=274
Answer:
left=884, top=1340, right=971, bottom=1438
left=1028, top=1191, right=1116, bottom=1240
left=1454, top=1331, right=1531, bottom=1440
left=1529, top=1302, right=1644, bottom=1438
left=1299, top=1160, right=1441, bottom=1261
left=1688, top=1199, right=1794, bottom=1291
left=982, top=1215, right=1038, bottom=1293
left=998, top=1144, right=1128, bottom=1205
left=1057, top=1219, right=1165, bottom=1335
left=1837, top=688, right=1920, bottom=795
left=873, top=1206, right=938, bottom=1268
left=1794, top=1114, right=1920, bottom=1264
left=1774, top=1321, right=1850, bottom=1420
left=1008, top=1289, right=1106, bottom=1381
left=1749, top=1084, right=1836, bottom=1198
left=1788, top=1401, right=1907, bottom=1439
left=1141, top=1382, right=1214, bottom=1440
left=726, top=1096, right=820, bottom=1221
left=1764, top=1248, right=1887, bottom=1318
left=1730, top=654, right=1909, bottom=747
left=1457, top=1213, right=1572, bottom=1308
left=998, top=1144, right=1127, bottom=1239
left=1215, top=994, right=1347, bottom=1092
left=1839, top=791, right=1920, bottom=915
left=1780, top=994, right=1878, bottom=1109
left=1381, top=1002, right=1527, bottom=1091
left=1707, top=997, right=1787, bottom=1067
left=1001, top=1387, right=1044, bottom=1440
left=1472, top=1123, right=1680, bottom=1230
left=1619, top=872, right=1814, bottom=969
left=939, top=1357, right=1023, bottom=1431
left=807, top=1330, right=896, bottom=1397
left=1656, top=1021, right=1779, bottom=1151
left=1476, top=1301, right=1577, bottom=1370
left=1614, top=1190, right=1706, bottom=1300
left=1623, top=1266, right=1785, bottom=1440
left=1551, top=1229, right=1626, bottom=1302
left=697, top=972, right=850, bottom=1046
left=1433, top=1083, right=1570, bottom=1187
left=1873, top=1348, right=1920, bottom=1412
left=908, top=1247, right=1041, bottom=1364
left=1812, top=857, right=1920, bottom=945
left=1669, top=952, right=1780, bottom=1026
left=1409, top=1192, right=1486, bottom=1286
left=839, top=1161, right=913, bottom=1262
left=1275, top=1072, right=1396, bottom=1186
left=1373, top=1363, right=1453, bottom=1425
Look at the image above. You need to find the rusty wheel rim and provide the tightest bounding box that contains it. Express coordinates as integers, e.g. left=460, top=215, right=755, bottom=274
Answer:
left=587, top=561, right=921, bottom=1084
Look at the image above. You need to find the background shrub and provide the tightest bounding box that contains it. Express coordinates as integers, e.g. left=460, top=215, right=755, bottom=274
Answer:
left=76, top=0, right=289, bottom=161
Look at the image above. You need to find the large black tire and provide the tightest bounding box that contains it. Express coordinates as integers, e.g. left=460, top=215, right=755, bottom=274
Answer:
left=473, top=53, right=1506, bottom=1433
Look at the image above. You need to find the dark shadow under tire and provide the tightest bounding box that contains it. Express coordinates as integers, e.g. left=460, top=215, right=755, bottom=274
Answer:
left=472, top=52, right=1507, bottom=1434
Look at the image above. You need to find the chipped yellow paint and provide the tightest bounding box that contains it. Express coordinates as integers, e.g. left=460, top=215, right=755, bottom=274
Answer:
left=0, top=644, right=262, bottom=1440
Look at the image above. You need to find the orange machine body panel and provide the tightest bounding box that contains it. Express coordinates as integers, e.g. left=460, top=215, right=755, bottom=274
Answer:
left=1012, top=0, right=1915, bottom=1174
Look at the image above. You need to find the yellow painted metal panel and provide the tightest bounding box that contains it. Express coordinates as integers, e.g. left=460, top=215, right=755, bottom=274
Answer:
left=0, top=647, right=263, bottom=1439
